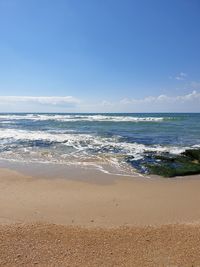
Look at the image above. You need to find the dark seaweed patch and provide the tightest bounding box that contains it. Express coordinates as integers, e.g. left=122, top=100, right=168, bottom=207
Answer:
left=126, top=149, right=200, bottom=177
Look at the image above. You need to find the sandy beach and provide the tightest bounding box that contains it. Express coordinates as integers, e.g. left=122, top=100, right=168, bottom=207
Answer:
left=0, top=167, right=200, bottom=266
left=1, top=223, right=200, bottom=267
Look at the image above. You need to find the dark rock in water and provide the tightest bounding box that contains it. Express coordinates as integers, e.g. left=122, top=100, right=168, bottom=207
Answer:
left=182, top=149, right=200, bottom=161
left=125, top=155, right=155, bottom=174
left=146, top=161, right=200, bottom=177
left=145, top=149, right=200, bottom=177
left=125, top=148, right=200, bottom=177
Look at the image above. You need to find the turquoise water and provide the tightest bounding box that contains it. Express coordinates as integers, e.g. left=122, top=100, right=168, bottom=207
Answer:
left=0, top=113, right=199, bottom=175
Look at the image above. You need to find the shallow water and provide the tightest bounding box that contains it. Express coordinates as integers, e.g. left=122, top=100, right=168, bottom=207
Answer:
left=0, top=113, right=199, bottom=175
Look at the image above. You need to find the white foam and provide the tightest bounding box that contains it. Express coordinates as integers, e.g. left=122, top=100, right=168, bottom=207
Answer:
left=0, top=120, right=15, bottom=124
left=0, top=128, right=92, bottom=143
left=0, top=128, right=188, bottom=157
left=193, top=144, right=200, bottom=148
left=0, top=114, right=167, bottom=122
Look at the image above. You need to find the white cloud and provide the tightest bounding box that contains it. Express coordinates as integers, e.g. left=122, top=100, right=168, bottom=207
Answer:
left=77, top=91, right=200, bottom=113
left=119, top=90, right=200, bottom=105
left=0, top=91, right=199, bottom=113
left=0, top=96, right=80, bottom=106
left=175, top=72, right=187, bottom=81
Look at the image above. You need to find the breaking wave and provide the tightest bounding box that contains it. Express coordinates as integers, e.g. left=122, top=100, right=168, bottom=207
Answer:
left=0, top=128, right=188, bottom=159
left=0, top=114, right=169, bottom=122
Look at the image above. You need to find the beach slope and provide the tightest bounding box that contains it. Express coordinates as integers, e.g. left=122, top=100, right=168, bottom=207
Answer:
left=0, top=168, right=200, bottom=266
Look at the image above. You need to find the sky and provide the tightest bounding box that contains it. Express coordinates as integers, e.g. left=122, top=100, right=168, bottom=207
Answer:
left=0, top=0, right=200, bottom=112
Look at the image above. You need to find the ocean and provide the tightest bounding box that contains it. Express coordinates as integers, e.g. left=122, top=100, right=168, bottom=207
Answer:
left=0, top=113, right=200, bottom=176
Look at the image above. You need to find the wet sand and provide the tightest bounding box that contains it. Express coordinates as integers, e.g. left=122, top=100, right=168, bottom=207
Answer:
left=1, top=167, right=200, bottom=226
left=0, top=167, right=200, bottom=266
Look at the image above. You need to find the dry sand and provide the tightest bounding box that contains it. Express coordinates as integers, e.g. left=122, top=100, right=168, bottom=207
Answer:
left=1, top=223, right=200, bottom=267
left=0, top=167, right=200, bottom=266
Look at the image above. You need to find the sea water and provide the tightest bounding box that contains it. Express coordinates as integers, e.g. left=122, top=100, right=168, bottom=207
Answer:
left=0, top=113, right=199, bottom=175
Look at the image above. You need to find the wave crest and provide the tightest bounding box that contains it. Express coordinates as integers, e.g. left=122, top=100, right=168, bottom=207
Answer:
left=0, top=114, right=167, bottom=122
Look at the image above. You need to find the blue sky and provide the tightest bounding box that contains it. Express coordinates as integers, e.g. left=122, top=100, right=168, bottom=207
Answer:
left=0, top=0, right=200, bottom=112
